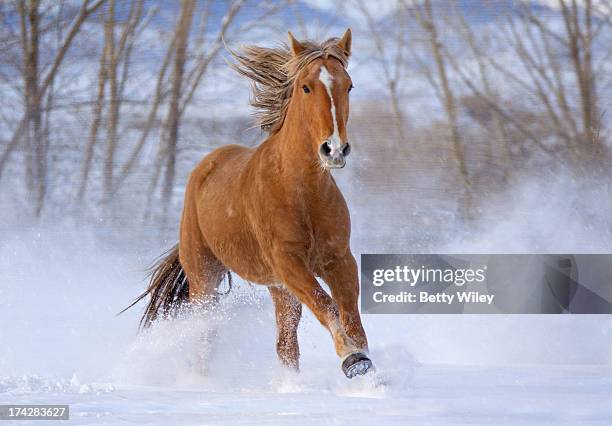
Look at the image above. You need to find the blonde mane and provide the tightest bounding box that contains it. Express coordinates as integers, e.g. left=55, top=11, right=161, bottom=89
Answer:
left=228, top=37, right=350, bottom=133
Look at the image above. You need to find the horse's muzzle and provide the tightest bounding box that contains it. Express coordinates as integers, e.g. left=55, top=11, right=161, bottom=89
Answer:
left=319, top=141, right=350, bottom=169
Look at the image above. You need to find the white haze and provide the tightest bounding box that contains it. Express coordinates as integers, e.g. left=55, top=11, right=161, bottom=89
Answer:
left=0, top=172, right=610, bottom=424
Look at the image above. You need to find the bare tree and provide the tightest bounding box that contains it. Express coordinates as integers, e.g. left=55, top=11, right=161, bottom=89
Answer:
left=111, top=31, right=177, bottom=195
left=139, top=0, right=252, bottom=222
left=76, top=0, right=150, bottom=203
left=0, top=0, right=106, bottom=216
left=451, top=9, right=515, bottom=183
left=442, top=0, right=610, bottom=173
left=406, top=0, right=473, bottom=218
left=77, top=8, right=109, bottom=202
left=19, top=0, right=44, bottom=213
left=353, top=0, right=410, bottom=143
left=1, top=0, right=284, bottom=221
left=104, top=0, right=145, bottom=201
left=557, top=0, right=603, bottom=159
left=158, top=0, right=197, bottom=220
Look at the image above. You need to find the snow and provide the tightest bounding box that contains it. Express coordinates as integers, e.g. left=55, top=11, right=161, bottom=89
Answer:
left=0, top=222, right=610, bottom=425
left=1, top=364, right=609, bottom=425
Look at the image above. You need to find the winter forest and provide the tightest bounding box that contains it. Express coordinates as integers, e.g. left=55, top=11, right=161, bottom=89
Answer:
left=0, top=0, right=610, bottom=247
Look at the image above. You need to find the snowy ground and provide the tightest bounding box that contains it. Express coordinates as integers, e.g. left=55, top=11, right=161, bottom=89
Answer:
left=4, top=364, right=609, bottom=425
left=0, top=225, right=610, bottom=425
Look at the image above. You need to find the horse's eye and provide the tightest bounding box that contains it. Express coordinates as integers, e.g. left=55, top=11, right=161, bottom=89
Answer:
left=302, top=85, right=311, bottom=94
left=348, top=84, right=354, bottom=93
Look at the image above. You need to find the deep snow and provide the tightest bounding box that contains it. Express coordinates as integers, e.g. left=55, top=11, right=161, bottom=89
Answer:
left=0, top=221, right=610, bottom=425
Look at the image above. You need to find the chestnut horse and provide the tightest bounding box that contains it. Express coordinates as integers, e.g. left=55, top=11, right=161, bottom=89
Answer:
left=127, top=29, right=372, bottom=378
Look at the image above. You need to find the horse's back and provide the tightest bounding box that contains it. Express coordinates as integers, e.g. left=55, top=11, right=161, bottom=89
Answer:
left=188, top=144, right=252, bottom=191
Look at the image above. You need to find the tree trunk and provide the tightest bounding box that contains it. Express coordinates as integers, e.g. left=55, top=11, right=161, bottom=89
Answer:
left=160, top=0, right=196, bottom=221
left=78, top=11, right=109, bottom=202
left=420, top=0, right=472, bottom=218
left=559, top=0, right=600, bottom=168
left=103, top=0, right=118, bottom=202
left=20, top=0, right=45, bottom=216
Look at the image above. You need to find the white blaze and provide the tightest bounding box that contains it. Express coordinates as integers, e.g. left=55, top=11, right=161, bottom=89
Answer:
left=318, top=66, right=343, bottom=153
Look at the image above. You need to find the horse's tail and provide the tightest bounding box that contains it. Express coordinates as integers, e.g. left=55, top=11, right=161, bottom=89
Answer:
left=119, top=244, right=189, bottom=329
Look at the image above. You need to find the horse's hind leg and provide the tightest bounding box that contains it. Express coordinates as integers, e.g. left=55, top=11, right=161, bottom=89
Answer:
left=268, top=286, right=302, bottom=370
left=179, top=209, right=227, bottom=375
left=179, top=194, right=227, bottom=304
left=180, top=238, right=226, bottom=305
left=179, top=226, right=226, bottom=375
left=179, top=205, right=228, bottom=363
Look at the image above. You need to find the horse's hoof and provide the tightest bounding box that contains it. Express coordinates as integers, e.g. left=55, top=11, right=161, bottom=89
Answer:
left=342, top=352, right=373, bottom=378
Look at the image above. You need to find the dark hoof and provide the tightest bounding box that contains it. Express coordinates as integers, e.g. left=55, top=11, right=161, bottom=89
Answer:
left=342, top=352, right=373, bottom=378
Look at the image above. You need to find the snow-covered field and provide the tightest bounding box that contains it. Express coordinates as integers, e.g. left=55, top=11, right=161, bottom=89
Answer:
left=0, top=222, right=610, bottom=425
left=6, top=364, right=609, bottom=425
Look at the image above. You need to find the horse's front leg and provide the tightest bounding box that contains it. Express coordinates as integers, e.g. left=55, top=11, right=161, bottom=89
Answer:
left=268, top=286, right=302, bottom=370
left=273, top=253, right=369, bottom=377
left=320, top=253, right=372, bottom=376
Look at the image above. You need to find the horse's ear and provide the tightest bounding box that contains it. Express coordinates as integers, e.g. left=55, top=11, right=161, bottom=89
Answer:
left=288, top=31, right=305, bottom=56
left=337, top=28, right=352, bottom=57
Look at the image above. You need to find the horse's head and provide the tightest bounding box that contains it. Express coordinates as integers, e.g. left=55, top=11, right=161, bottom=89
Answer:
left=288, top=29, right=353, bottom=169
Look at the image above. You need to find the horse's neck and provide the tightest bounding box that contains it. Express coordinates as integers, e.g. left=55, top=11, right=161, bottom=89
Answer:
left=273, top=125, right=332, bottom=191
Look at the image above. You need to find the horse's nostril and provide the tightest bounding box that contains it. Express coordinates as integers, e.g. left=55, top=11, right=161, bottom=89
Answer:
left=319, top=142, right=332, bottom=156
left=341, top=143, right=351, bottom=156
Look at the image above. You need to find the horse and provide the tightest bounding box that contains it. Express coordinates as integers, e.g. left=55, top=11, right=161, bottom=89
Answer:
left=126, top=29, right=373, bottom=379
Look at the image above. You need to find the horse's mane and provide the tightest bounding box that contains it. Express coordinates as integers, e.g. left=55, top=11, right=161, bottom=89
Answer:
left=228, top=36, right=349, bottom=134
